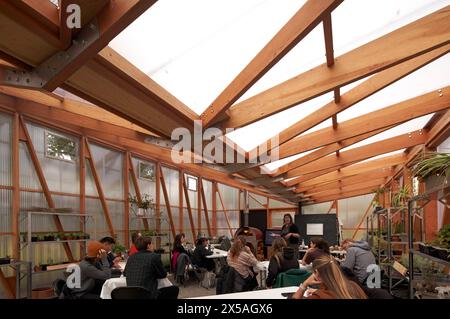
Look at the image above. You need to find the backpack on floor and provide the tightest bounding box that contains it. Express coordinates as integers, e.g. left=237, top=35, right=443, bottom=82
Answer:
left=200, top=271, right=216, bottom=289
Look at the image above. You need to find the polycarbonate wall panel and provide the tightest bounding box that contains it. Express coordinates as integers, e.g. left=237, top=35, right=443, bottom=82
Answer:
left=52, top=194, right=81, bottom=232
left=19, top=191, right=52, bottom=233
left=85, top=159, right=99, bottom=197
left=338, top=194, right=374, bottom=231
left=217, top=183, right=239, bottom=211
left=131, top=157, right=156, bottom=202
left=25, top=123, right=79, bottom=194
left=85, top=197, right=109, bottom=239
left=90, top=143, right=123, bottom=199
left=269, top=198, right=295, bottom=209
left=0, top=189, right=12, bottom=233
left=244, top=192, right=266, bottom=209
left=19, top=142, right=41, bottom=190
left=202, top=180, right=212, bottom=209
left=161, top=167, right=179, bottom=205
left=108, top=200, right=124, bottom=234
left=0, top=112, right=11, bottom=186
left=302, top=201, right=333, bottom=215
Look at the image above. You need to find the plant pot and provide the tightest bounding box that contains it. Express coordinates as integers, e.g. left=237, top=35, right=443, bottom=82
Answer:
left=0, top=257, right=10, bottom=265
left=31, top=236, right=38, bottom=242
left=436, top=247, right=449, bottom=261
left=32, top=287, right=55, bottom=299
left=137, top=208, right=147, bottom=217
left=428, top=246, right=439, bottom=258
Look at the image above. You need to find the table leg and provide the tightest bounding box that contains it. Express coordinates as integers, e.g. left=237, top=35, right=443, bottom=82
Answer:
left=15, top=263, right=20, bottom=299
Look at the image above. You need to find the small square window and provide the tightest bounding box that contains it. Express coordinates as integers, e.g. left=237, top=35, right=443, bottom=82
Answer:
left=138, top=161, right=155, bottom=181
left=187, top=176, right=198, bottom=192
left=45, top=131, right=77, bottom=162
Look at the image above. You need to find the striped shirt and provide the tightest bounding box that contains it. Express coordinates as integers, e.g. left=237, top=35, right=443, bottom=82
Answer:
left=227, top=250, right=258, bottom=279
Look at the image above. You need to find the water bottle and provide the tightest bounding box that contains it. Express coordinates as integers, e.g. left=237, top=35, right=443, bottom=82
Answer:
left=301, top=239, right=305, bottom=249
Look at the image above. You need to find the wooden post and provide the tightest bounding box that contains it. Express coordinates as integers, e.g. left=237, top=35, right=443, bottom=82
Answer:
left=212, top=181, right=217, bottom=236
left=79, top=137, right=86, bottom=253
left=155, top=162, right=161, bottom=248
left=84, top=139, right=116, bottom=238
left=11, top=113, right=20, bottom=260
left=179, top=170, right=183, bottom=234
left=20, top=116, right=74, bottom=262
left=197, top=176, right=202, bottom=233
left=159, top=166, right=176, bottom=238
left=123, top=152, right=130, bottom=247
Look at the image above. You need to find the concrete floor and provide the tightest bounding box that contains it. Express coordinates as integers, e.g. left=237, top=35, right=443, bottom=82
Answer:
left=167, top=273, right=216, bottom=299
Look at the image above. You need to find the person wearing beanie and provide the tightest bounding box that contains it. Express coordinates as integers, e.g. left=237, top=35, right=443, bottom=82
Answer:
left=70, top=240, right=111, bottom=299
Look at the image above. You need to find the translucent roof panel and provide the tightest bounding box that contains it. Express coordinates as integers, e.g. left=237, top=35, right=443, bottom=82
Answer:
left=339, top=54, right=450, bottom=122
left=359, top=149, right=406, bottom=164
left=110, top=0, right=307, bottom=114
left=226, top=92, right=333, bottom=151
left=333, top=0, right=450, bottom=57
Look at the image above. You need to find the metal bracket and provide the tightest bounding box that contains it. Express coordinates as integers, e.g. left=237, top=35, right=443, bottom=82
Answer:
left=144, top=136, right=176, bottom=149
left=2, top=20, right=99, bottom=89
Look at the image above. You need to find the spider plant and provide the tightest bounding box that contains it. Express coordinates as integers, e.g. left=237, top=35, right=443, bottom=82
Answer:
left=391, top=185, right=410, bottom=207
left=411, top=152, right=450, bottom=180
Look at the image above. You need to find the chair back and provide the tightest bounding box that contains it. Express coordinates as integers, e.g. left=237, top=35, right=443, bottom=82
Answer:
left=157, top=286, right=179, bottom=299
left=274, top=268, right=311, bottom=288
left=111, top=286, right=152, bottom=299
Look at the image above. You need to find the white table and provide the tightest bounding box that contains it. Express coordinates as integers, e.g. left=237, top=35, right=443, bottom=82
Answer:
left=190, top=286, right=299, bottom=299
left=100, top=276, right=173, bottom=299
left=206, top=248, right=228, bottom=259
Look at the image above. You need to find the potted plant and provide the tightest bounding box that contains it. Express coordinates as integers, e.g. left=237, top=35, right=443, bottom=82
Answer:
left=372, top=187, right=385, bottom=208
left=434, top=225, right=450, bottom=261
left=37, top=235, right=45, bottom=242
left=129, top=194, right=155, bottom=217
left=391, top=185, right=410, bottom=208
left=31, top=234, right=38, bottom=242
left=0, top=256, right=10, bottom=265
left=411, top=151, right=450, bottom=192
left=44, top=233, right=55, bottom=241
left=113, top=243, right=126, bottom=258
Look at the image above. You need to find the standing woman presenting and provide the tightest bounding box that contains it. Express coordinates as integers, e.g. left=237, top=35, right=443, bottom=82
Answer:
left=280, top=214, right=300, bottom=259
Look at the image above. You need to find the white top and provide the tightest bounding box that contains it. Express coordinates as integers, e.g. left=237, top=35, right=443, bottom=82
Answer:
left=206, top=248, right=228, bottom=259
left=189, top=286, right=299, bottom=299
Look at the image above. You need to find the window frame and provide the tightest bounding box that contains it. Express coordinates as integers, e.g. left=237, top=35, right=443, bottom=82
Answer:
left=138, top=160, right=156, bottom=182
left=44, top=130, right=78, bottom=163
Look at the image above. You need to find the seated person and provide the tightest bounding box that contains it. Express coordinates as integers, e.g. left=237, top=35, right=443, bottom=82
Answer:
left=70, top=241, right=111, bottom=299
left=341, top=267, right=393, bottom=299
left=292, top=255, right=367, bottom=299
left=301, top=237, right=330, bottom=265
left=191, top=236, right=215, bottom=271
left=226, top=236, right=258, bottom=292
left=173, top=233, right=188, bottom=255
left=99, top=236, right=120, bottom=268
left=124, top=236, right=167, bottom=299
left=266, top=238, right=299, bottom=288
left=341, top=239, right=376, bottom=285
left=128, top=232, right=141, bottom=257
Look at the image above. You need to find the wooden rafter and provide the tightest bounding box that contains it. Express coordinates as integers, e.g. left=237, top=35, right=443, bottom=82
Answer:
left=19, top=116, right=75, bottom=262
left=279, top=86, right=450, bottom=160
left=308, top=178, right=387, bottom=198
left=273, top=127, right=391, bottom=177
left=221, top=7, right=450, bottom=129
left=310, top=187, right=376, bottom=204
left=288, top=130, right=427, bottom=177
left=84, top=138, right=116, bottom=237
left=296, top=168, right=392, bottom=194
left=248, top=45, right=450, bottom=160
left=200, top=0, right=343, bottom=126
left=286, top=154, right=404, bottom=188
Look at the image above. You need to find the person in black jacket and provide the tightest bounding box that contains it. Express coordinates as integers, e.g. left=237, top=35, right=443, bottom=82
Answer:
left=124, top=236, right=167, bottom=299
left=280, top=214, right=300, bottom=258
left=173, top=233, right=188, bottom=255
left=191, top=237, right=215, bottom=271
left=266, top=238, right=299, bottom=288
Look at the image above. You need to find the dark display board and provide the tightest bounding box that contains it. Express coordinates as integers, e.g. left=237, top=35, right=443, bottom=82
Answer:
left=295, top=213, right=338, bottom=246
left=239, top=209, right=267, bottom=232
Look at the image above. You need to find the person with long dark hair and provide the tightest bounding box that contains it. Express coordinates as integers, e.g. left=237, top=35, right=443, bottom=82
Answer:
left=301, top=237, right=330, bottom=265
left=173, top=233, right=187, bottom=255
left=226, top=236, right=259, bottom=291
left=292, top=255, right=367, bottom=299
left=266, top=237, right=299, bottom=288
left=280, top=214, right=300, bottom=258
left=191, top=236, right=215, bottom=271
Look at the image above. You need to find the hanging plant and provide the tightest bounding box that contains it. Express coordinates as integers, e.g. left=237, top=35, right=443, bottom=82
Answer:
left=391, top=185, right=410, bottom=208
left=372, top=187, right=386, bottom=207
left=411, top=152, right=450, bottom=180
